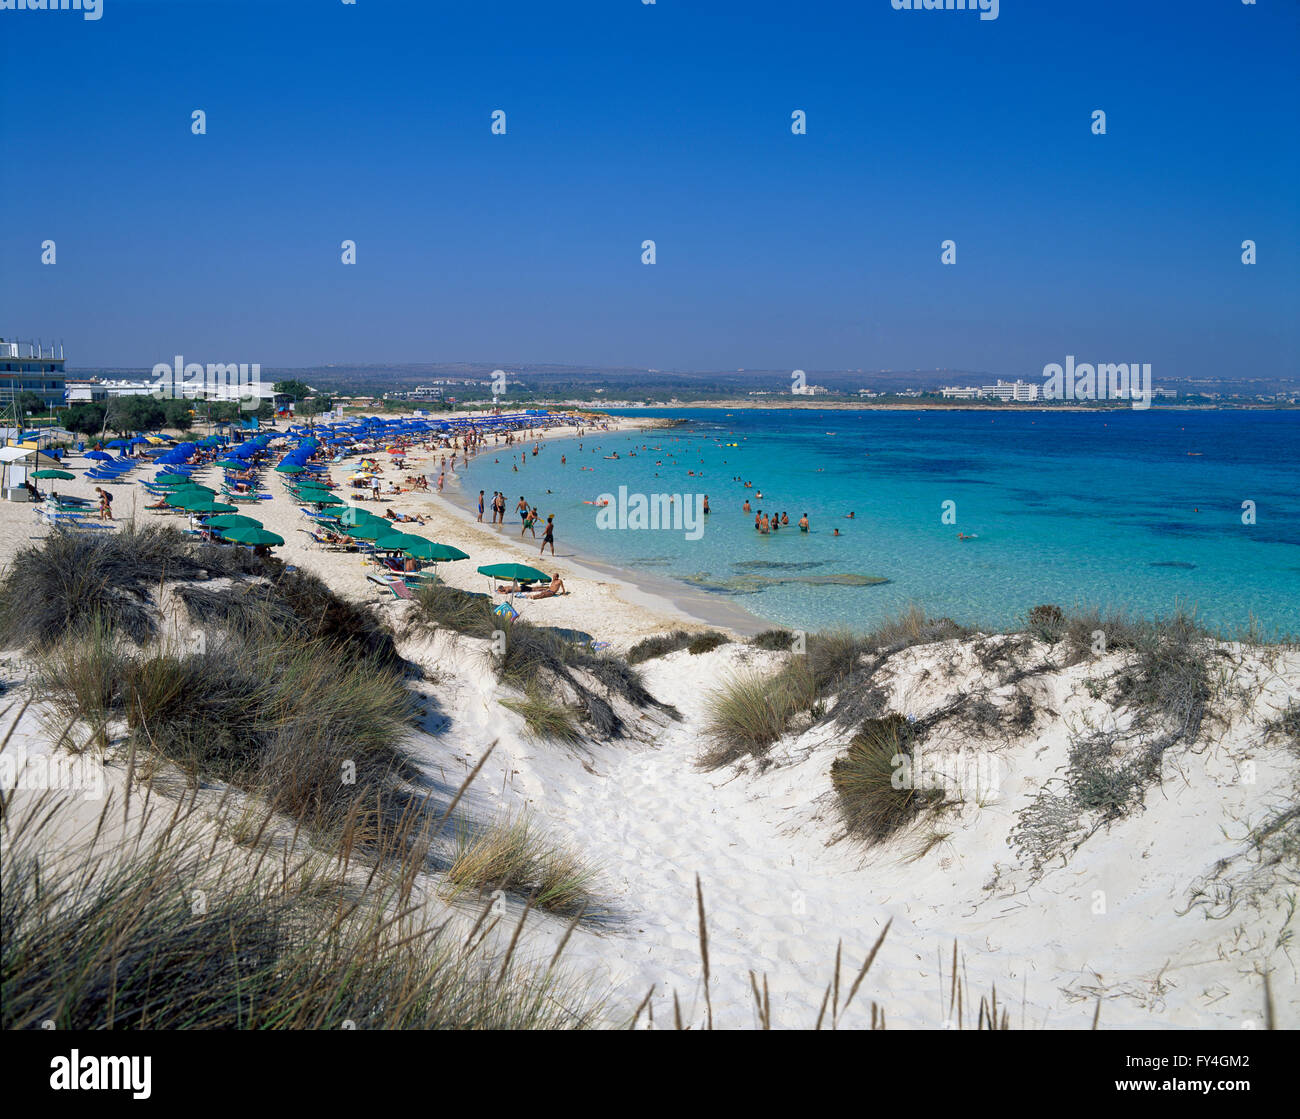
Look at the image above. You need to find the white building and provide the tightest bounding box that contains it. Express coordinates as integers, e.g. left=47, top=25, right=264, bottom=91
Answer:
left=980, top=379, right=1040, bottom=402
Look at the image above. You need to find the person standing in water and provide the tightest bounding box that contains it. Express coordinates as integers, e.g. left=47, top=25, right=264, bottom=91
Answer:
left=703, top=495, right=710, bottom=515
left=477, top=490, right=485, bottom=522
left=799, top=513, right=809, bottom=532
left=540, top=514, right=555, bottom=556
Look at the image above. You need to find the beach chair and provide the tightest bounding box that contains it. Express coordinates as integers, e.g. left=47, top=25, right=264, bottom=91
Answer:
left=298, top=528, right=354, bottom=552
left=365, top=574, right=414, bottom=600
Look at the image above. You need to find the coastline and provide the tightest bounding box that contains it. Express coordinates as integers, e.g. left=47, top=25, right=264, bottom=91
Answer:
left=402, top=418, right=775, bottom=640
left=594, top=400, right=1290, bottom=413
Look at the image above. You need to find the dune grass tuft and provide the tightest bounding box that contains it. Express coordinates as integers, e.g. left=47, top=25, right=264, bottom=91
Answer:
left=0, top=791, right=602, bottom=1030
left=444, top=813, right=599, bottom=917
left=500, top=688, right=583, bottom=745
left=831, top=715, right=944, bottom=844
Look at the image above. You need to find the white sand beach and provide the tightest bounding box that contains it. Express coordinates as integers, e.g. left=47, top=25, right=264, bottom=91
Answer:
left=2, top=416, right=1297, bottom=1031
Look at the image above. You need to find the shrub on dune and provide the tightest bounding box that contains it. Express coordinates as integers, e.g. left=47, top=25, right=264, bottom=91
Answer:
left=831, top=715, right=944, bottom=844
left=500, top=688, right=583, bottom=745
left=700, top=670, right=802, bottom=769
left=444, top=813, right=599, bottom=918
left=627, top=630, right=694, bottom=664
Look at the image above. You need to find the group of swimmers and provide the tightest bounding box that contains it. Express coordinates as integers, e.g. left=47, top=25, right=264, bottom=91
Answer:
left=753, top=510, right=811, bottom=534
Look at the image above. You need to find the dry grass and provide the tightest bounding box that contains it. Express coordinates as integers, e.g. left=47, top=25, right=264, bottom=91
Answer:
left=500, top=688, right=583, bottom=745
left=0, top=788, right=601, bottom=1030
left=830, top=715, right=945, bottom=844
left=700, top=670, right=803, bottom=768
left=443, top=814, right=600, bottom=917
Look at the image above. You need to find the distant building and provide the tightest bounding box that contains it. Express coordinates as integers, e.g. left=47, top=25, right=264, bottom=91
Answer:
left=1, top=339, right=66, bottom=411
left=980, top=379, right=1040, bottom=402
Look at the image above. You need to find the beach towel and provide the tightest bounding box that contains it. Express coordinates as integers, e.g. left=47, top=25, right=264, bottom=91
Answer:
left=493, top=602, right=519, bottom=621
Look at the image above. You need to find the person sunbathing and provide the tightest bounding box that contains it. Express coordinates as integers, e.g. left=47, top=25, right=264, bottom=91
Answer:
left=527, top=576, right=566, bottom=599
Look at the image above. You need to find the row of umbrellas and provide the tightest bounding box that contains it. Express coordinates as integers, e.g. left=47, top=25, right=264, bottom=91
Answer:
left=129, top=418, right=559, bottom=581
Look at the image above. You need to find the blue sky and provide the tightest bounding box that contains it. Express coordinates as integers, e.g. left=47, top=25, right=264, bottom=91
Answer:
left=1, top=0, right=1297, bottom=378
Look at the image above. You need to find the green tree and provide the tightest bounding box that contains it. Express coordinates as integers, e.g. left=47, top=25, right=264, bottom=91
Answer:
left=106, top=395, right=165, bottom=436
left=17, top=391, right=45, bottom=417
left=273, top=379, right=312, bottom=402
left=162, top=398, right=194, bottom=431
left=64, top=402, right=107, bottom=436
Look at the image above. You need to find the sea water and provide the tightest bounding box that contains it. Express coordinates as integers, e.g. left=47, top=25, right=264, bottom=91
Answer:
left=456, top=407, right=1299, bottom=636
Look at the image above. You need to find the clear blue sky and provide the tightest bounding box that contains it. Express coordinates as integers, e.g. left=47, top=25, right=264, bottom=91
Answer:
left=2, top=0, right=1296, bottom=379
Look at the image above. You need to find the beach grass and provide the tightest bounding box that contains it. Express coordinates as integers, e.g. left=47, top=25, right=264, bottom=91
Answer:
left=0, top=791, right=601, bottom=1030
left=700, top=670, right=803, bottom=768
left=408, top=580, right=672, bottom=737
left=830, top=715, right=944, bottom=844
left=0, top=524, right=259, bottom=650
left=443, top=813, right=600, bottom=918
left=500, top=687, right=583, bottom=745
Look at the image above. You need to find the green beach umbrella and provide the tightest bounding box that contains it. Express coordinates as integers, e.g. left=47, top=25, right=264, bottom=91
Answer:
left=375, top=534, right=468, bottom=562
left=216, top=459, right=247, bottom=470
left=219, top=526, right=285, bottom=547
left=153, top=473, right=193, bottom=486
left=33, top=469, right=76, bottom=480
left=477, top=562, right=551, bottom=583
left=343, top=519, right=392, bottom=540
left=275, top=463, right=306, bottom=474
left=203, top=514, right=263, bottom=530
left=184, top=500, right=240, bottom=515
left=164, top=489, right=213, bottom=507
left=336, top=507, right=383, bottom=527
left=373, top=531, right=423, bottom=552
left=303, top=492, right=343, bottom=506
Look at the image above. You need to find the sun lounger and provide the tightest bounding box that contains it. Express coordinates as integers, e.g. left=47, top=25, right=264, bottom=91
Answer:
left=298, top=528, right=355, bottom=551
left=365, top=573, right=414, bottom=600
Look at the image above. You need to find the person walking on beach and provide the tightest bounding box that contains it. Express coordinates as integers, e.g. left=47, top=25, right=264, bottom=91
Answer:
left=540, top=514, right=555, bottom=557
left=437, top=471, right=445, bottom=492
left=477, top=490, right=485, bottom=521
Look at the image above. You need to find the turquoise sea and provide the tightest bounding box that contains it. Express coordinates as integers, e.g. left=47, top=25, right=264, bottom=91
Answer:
left=454, top=408, right=1300, bottom=636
